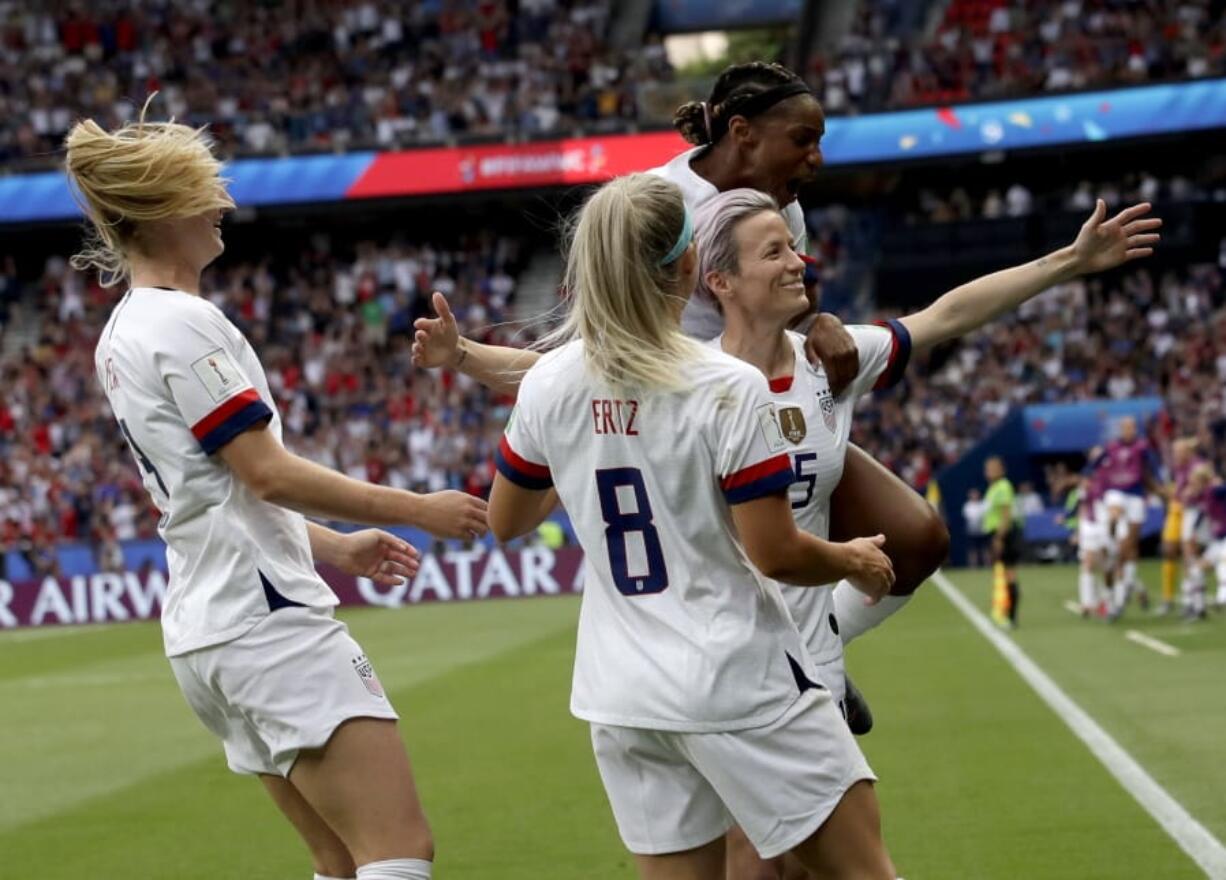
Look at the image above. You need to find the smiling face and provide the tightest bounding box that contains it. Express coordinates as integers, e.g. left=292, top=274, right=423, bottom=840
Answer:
left=733, top=95, right=826, bottom=207
left=707, top=210, right=808, bottom=325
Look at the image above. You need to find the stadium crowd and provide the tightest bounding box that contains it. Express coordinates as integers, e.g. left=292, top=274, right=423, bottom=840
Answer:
left=4, top=214, right=1225, bottom=570
left=5, top=0, right=1225, bottom=166
left=0, top=0, right=671, bottom=165
left=903, top=166, right=1226, bottom=225
left=811, top=0, right=1226, bottom=115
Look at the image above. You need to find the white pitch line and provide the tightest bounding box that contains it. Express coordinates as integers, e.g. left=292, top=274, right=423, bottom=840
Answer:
left=0, top=623, right=112, bottom=643
left=932, top=570, right=1226, bottom=879
left=1125, top=629, right=1181, bottom=657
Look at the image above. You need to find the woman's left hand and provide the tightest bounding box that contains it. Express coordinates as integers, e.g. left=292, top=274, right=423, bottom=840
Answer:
left=1072, top=199, right=1162, bottom=275
left=337, top=529, right=421, bottom=585
left=804, top=313, right=860, bottom=396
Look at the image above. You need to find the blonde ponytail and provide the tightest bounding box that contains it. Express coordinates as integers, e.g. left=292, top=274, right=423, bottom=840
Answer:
left=541, top=174, right=702, bottom=392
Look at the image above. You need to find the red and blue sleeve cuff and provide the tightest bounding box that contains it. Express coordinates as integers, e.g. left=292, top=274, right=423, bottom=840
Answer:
left=872, top=318, right=912, bottom=390
left=721, top=454, right=795, bottom=505
left=191, top=388, right=273, bottom=455
left=495, top=435, right=553, bottom=490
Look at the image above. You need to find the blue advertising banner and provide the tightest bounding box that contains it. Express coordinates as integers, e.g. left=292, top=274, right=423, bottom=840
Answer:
left=653, top=0, right=803, bottom=31
left=1022, top=397, right=1165, bottom=453
left=4, top=79, right=1225, bottom=224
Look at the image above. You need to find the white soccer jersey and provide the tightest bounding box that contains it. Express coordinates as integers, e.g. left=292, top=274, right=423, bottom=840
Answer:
left=709, top=323, right=911, bottom=662
left=650, top=148, right=808, bottom=341
left=496, top=340, right=815, bottom=733
left=95, top=287, right=337, bottom=656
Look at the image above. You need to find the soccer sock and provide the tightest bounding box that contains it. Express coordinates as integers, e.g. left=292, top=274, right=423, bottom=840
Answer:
left=1184, top=565, right=1204, bottom=603
left=356, top=859, right=432, bottom=880
left=1006, top=580, right=1020, bottom=624
left=831, top=581, right=913, bottom=644
left=991, top=562, right=1009, bottom=618
left=1161, top=559, right=1177, bottom=602
left=1078, top=570, right=1096, bottom=609
left=1112, top=577, right=1129, bottom=611
left=1123, top=560, right=1139, bottom=590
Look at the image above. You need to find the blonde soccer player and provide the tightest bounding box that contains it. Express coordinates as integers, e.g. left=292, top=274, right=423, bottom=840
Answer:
left=488, top=172, right=899, bottom=879
left=67, top=112, right=487, bottom=880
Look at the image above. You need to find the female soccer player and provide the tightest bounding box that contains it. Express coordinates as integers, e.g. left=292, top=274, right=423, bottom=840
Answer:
left=67, top=113, right=487, bottom=880
left=415, top=62, right=947, bottom=734
left=688, top=187, right=1158, bottom=878
left=487, top=171, right=898, bottom=880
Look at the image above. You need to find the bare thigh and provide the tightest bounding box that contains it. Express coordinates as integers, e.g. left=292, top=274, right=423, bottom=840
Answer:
left=634, top=835, right=726, bottom=880
left=288, top=717, right=433, bottom=867
left=261, top=774, right=356, bottom=878
left=789, top=781, right=894, bottom=880
left=830, top=445, right=950, bottom=595
left=725, top=825, right=812, bottom=880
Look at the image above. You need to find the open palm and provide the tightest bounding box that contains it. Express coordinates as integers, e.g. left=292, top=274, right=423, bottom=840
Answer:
left=341, top=529, right=421, bottom=586
left=1072, top=199, right=1162, bottom=275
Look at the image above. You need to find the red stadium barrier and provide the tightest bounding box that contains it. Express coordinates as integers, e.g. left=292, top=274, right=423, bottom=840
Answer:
left=0, top=546, right=585, bottom=630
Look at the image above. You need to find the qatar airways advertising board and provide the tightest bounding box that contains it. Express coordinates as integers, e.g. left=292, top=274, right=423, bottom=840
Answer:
left=0, top=546, right=584, bottom=631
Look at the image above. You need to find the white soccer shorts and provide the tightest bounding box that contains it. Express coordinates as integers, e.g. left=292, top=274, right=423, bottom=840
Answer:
left=170, top=606, right=398, bottom=777
left=589, top=688, right=875, bottom=860
left=1102, top=490, right=1146, bottom=525
left=1078, top=519, right=1108, bottom=555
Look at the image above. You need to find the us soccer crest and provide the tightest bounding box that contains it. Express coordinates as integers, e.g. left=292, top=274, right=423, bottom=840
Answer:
left=819, top=393, right=837, bottom=434
left=352, top=653, right=385, bottom=698
left=778, top=406, right=807, bottom=444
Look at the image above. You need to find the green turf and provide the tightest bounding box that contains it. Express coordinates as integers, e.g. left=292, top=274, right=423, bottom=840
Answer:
left=1, top=565, right=1220, bottom=878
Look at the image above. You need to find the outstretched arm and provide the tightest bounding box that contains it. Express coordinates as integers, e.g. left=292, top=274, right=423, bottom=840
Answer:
left=219, top=425, right=488, bottom=539
left=900, top=200, right=1161, bottom=352
left=411, top=291, right=540, bottom=395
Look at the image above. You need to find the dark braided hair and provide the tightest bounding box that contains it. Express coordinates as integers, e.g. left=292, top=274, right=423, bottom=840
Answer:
left=673, top=62, right=812, bottom=146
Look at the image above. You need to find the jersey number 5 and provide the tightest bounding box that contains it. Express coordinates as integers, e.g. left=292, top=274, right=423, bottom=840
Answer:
left=596, top=468, right=668, bottom=596
left=791, top=451, right=818, bottom=510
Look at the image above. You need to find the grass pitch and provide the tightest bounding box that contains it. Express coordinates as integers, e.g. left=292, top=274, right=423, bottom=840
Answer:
left=1, top=562, right=1221, bottom=878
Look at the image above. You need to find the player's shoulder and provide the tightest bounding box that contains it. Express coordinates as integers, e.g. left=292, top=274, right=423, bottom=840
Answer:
left=687, top=345, right=771, bottom=402
left=110, top=287, right=228, bottom=344
left=519, top=340, right=583, bottom=399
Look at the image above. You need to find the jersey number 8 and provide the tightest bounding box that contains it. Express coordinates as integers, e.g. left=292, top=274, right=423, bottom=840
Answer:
left=595, top=468, right=669, bottom=596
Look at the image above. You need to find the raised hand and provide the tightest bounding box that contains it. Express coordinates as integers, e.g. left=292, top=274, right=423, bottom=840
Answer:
left=412, top=291, right=461, bottom=370
left=1072, top=200, right=1162, bottom=275
left=337, top=529, right=421, bottom=586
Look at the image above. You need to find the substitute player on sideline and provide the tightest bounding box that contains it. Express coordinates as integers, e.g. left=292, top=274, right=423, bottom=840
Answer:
left=67, top=112, right=486, bottom=880
left=690, top=188, right=1159, bottom=880
left=488, top=171, right=898, bottom=880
